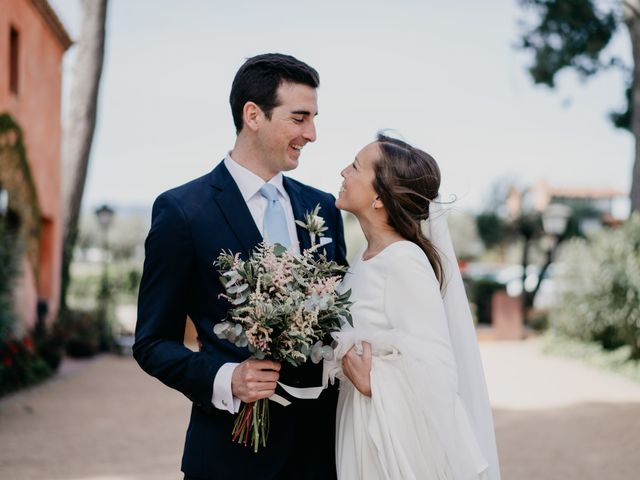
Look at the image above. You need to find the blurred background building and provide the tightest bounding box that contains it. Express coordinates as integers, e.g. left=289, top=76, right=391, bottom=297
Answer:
left=0, top=0, right=71, bottom=335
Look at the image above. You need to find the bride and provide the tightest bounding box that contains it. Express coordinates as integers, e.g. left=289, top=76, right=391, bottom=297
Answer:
left=328, top=133, right=501, bottom=480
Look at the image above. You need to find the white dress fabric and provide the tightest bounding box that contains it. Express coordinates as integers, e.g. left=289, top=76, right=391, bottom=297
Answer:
left=328, top=240, right=498, bottom=480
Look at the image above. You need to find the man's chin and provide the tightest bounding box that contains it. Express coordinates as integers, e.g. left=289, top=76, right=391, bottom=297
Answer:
left=282, top=157, right=299, bottom=171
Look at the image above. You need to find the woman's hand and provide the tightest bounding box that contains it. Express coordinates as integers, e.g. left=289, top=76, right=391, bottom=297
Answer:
left=342, top=342, right=372, bottom=397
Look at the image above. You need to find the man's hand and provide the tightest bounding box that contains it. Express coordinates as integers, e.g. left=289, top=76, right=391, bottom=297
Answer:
left=231, top=358, right=281, bottom=403
left=342, top=342, right=372, bottom=397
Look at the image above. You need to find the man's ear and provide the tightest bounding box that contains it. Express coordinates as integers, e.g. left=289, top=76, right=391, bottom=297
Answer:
left=242, top=102, right=263, bottom=132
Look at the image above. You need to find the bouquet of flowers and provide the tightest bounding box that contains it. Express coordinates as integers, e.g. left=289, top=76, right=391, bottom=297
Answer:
left=213, top=205, right=352, bottom=452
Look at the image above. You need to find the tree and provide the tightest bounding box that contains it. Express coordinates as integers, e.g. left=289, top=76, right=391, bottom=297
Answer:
left=60, top=0, right=109, bottom=312
left=517, top=0, right=640, bottom=212
left=475, top=177, right=517, bottom=253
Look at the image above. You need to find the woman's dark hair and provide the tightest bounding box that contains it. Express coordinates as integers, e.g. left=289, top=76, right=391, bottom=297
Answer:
left=229, top=53, right=320, bottom=133
left=373, top=133, right=444, bottom=287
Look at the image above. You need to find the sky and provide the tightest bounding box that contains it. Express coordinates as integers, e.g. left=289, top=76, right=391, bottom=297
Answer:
left=49, top=0, right=633, bottom=213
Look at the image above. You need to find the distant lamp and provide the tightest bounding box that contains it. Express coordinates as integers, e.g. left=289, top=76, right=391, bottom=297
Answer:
left=95, top=204, right=115, bottom=265
left=95, top=204, right=115, bottom=312
left=580, top=217, right=602, bottom=236
left=95, top=204, right=115, bottom=232
left=542, top=203, right=571, bottom=237
left=0, top=185, right=8, bottom=217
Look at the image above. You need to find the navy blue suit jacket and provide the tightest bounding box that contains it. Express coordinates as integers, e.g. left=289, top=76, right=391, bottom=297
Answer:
left=133, top=161, right=347, bottom=479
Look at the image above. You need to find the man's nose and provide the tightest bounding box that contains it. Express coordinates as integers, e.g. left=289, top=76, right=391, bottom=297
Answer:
left=303, top=121, right=317, bottom=143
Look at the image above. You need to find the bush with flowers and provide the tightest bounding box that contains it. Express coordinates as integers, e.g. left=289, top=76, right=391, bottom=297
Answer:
left=0, top=336, right=51, bottom=396
left=0, top=217, right=57, bottom=396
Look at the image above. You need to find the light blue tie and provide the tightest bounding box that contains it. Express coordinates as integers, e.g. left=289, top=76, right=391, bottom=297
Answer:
left=259, top=184, right=291, bottom=248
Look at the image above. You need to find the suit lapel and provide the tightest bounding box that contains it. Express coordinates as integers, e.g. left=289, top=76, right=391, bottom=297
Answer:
left=283, top=176, right=312, bottom=252
left=209, top=161, right=262, bottom=257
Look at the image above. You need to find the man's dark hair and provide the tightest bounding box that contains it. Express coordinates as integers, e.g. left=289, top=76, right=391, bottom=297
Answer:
left=229, top=53, right=320, bottom=133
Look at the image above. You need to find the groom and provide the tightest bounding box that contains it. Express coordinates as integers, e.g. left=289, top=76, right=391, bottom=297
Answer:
left=133, top=53, right=347, bottom=479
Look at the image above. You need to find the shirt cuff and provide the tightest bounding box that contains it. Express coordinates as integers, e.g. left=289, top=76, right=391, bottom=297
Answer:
left=212, top=362, right=241, bottom=413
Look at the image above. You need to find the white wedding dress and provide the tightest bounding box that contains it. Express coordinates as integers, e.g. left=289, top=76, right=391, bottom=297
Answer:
left=327, top=212, right=500, bottom=480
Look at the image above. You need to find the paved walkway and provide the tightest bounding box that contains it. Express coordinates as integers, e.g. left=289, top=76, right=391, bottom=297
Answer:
left=482, top=340, right=640, bottom=480
left=1, top=339, right=639, bottom=479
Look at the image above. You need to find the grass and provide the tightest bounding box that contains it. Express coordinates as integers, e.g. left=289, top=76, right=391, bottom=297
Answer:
left=541, top=332, right=640, bottom=384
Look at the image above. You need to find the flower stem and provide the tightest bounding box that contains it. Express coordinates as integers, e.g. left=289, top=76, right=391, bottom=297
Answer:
left=231, top=399, right=270, bottom=452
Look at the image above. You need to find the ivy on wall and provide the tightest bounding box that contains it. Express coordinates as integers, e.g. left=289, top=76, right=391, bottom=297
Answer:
left=0, top=113, right=41, bottom=280
left=0, top=113, right=42, bottom=339
left=0, top=221, right=21, bottom=338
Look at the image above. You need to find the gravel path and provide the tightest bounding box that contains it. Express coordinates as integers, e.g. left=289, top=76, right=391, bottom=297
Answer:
left=1, top=339, right=639, bottom=479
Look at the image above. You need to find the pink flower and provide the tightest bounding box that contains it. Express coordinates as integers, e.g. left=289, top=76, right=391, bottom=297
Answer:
left=23, top=337, right=34, bottom=351
left=308, top=276, right=341, bottom=296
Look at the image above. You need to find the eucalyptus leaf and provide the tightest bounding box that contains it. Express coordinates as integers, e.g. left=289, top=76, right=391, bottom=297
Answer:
left=235, top=333, right=249, bottom=348
left=273, top=244, right=288, bottom=256
left=227, top=283, right=249, bottom=294
left=232, top=294, right=248, bottom=305
left=321, top=345, right=334, bottom=361
left=310, top=341, right=324, bottom=363
left=213, top=321, right=230, bottom=337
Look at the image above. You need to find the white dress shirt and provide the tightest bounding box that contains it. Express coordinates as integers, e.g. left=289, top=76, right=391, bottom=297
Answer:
left=211, top=154, right=301, bottom=413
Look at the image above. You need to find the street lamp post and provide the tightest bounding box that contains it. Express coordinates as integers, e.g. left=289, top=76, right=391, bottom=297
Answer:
left=515, top=212, right=541, bottom=322
left=95, top=203, right=114, bottom=280
left=94, top=204, right=115, bottom=349
left=542, top=203, right=572, bottom=239
left=525, top=203, right=571, bottom=317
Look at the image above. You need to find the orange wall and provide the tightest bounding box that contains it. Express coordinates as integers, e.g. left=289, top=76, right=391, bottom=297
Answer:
left=0, top=0, right=69, bottom=328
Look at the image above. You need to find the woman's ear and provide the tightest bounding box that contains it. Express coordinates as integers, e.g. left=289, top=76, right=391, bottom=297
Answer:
left=243, top=101, right=262, bottom=132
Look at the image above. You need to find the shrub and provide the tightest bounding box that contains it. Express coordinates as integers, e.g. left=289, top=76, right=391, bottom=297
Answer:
left=551, top=214, right=640, bottom=359
left=0, top=337, right=52, bottom=396
left=57, top=308, right=113, bottom=358
left=527, top=309, right=549, bottom=331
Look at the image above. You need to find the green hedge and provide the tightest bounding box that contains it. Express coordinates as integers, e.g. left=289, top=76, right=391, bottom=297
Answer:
left=551, top=213, right=640, bottom=359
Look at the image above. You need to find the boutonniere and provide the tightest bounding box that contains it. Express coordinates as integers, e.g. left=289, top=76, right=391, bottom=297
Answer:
left=295, top=204, right=328, bottom=247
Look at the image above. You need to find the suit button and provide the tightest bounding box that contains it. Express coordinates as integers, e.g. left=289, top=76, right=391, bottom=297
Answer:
left=222, top=399, right=228, bottom=406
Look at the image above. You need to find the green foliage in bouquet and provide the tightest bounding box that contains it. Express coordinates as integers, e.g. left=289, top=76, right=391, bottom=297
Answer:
left=551, top=213, right=640, bottom=359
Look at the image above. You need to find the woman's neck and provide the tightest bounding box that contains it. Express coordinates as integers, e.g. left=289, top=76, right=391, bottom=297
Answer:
left=357, top=214, right=404, bottom=259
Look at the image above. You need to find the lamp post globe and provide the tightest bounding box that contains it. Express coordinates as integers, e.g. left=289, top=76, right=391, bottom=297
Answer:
left=95, top=204, right=115, bottom=232
left=542, top=203, right=571, bottom=237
